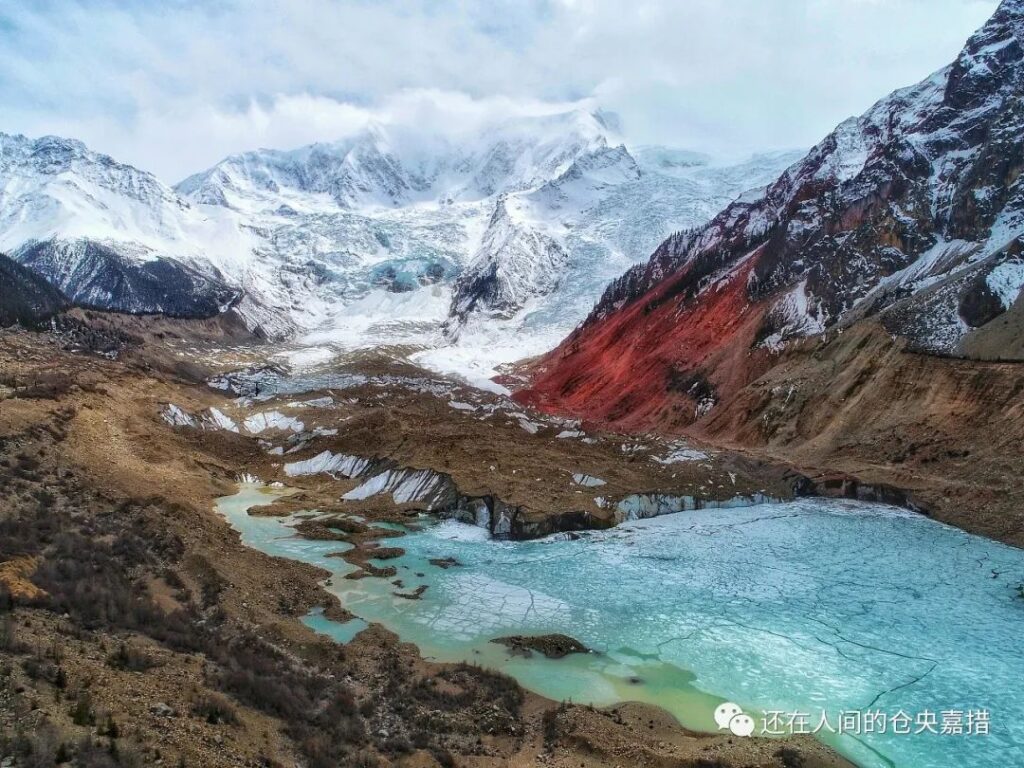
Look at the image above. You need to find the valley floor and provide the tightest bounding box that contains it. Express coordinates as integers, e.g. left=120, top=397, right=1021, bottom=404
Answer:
left=0, top=316, right=852, bottom=768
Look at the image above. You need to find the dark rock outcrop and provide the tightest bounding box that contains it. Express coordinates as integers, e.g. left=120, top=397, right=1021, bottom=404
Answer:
left=491, top=634, right=592, bottom=659
left=0, top=253, right=69, bottom=327
left=15, top=239, right=239, bottom=318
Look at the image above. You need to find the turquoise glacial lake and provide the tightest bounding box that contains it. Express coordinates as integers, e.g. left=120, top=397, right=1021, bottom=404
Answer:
left=217, top=486, right=1024, bottom=768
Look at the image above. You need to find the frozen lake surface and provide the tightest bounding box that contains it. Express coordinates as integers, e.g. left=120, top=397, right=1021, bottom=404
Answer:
left=218, top=488, right=1024, bottom=768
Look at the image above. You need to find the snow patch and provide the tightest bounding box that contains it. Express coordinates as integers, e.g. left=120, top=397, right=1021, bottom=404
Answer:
left=207, top=408, right=240, bottom=433
left=517, top=418, right=542, bottom=434
left=287, top=396, right=335, bottom=408
left=342, top=468, right=452, bottom=509
left=243, top=411, right=305, bottom=435
left=161, top=404, right=197, bottom=428
left=284, top=451, right=371, bottom=478
left=986, top=258, right=1024, bottom=309
left=653, top=446, right=710, bottom=464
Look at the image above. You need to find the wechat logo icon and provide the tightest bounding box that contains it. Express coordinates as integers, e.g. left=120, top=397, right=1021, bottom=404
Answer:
left=714, top=702, right=756, bottom=737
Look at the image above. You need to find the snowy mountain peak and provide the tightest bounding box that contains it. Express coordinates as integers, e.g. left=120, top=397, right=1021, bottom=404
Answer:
left=0, top=131, right=185, bottom=221
left=175, top=108, right=619, bottom=212
left=0, top=131, right=258, bottom=319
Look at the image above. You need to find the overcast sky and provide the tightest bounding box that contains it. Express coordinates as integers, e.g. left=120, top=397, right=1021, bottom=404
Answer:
left=0, top=0, right=1000, bottom=182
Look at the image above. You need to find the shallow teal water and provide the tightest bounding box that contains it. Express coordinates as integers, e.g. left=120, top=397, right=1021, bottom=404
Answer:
left=302, top=608, right=369, bottom=643
left=217, top=486, right=1024, bottom=768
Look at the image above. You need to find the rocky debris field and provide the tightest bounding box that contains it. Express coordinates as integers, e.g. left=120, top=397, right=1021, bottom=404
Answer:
left=0, top=317, right=855, bottom=768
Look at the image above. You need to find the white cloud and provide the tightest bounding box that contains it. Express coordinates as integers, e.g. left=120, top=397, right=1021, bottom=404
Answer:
left=0, top=0, right=1000, bottom=181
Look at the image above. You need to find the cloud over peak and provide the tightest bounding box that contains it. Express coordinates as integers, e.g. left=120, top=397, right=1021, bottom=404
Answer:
left=0, top=0, right=999, bottom=180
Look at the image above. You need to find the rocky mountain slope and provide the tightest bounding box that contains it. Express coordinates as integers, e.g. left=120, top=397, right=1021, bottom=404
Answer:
left=516, top=0, right=1024, bottom=544
left=522, top=0, right=1024, bottom=419
left=0, top=252, right=68, bottom=327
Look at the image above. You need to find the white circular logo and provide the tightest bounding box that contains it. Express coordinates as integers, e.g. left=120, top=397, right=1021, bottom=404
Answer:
left=713, top=701, right=754, bottom=737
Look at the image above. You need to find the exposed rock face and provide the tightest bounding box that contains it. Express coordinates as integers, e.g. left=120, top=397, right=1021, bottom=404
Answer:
left=0, top=133, right=244, bottom=320
left=448, top=196, right=569, bottom=322
left=438, top=489, right=621, bottom=540
left=15, top=239, right=238, bottom=318
left=0, top=252, right=68, bottom=326
left=519, top=0, right=1024, bottom=431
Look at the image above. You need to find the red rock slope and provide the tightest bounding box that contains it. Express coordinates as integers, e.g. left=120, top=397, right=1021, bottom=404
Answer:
left=519, top=0, right=1024, bottom=435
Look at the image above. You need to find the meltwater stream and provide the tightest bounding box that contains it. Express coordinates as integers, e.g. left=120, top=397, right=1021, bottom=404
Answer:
left=218, top=486, right=1024, bottom=768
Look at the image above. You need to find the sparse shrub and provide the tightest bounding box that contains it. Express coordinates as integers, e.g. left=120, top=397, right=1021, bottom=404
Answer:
left=70, top=689, right=95, bottom=726
left=191, top=693, right=239, bottom=725
left=379, top=734, right=412, bottom=755
left=21, top=655, right=63, bottom=686
left=106, top=643, right=155, bottom=672
left=0, top=614, right=20, bottom=651
left=10, top=721, right=62, bottom=768
left=55, top=741, right=71, bottom=764
left=541, top=706, right=561, bottom=747
left=431, top=747, right=456, bottom=767
left=349, top=751, right=381, bottom=768
left=71, top=735, right=118, bottom=767
left=774, top=746, right=806, bottom=768
left=98, top=713, right=120, bottom=738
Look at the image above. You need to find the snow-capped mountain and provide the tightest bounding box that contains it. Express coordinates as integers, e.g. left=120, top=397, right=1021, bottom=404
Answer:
left=519, top=0, right=1024, bottom=426
left=0, top=112, right=798, bottom=379
left=174, top=111, right=637, bottom=342
left=0, top=133, right=249, bottom=317
left=173, top=111, right=799, bottom=379
left=591, top=1, right=1024, bottom=353
left=177, top=111, right=621, bottom=211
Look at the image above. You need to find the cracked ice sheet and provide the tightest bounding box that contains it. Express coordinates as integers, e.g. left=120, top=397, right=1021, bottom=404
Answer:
left=218, top=489, right=1024, bottom=768
left=403, top=572, right=574, bottom=643
left=334, top=502, right=1024, bottom=768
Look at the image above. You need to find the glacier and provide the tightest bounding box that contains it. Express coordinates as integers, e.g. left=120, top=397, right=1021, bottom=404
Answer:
left=1, top=115, right=799, bottom=384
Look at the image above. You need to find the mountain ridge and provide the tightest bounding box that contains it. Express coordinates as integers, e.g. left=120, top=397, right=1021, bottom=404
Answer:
left=512, top=0, right=1024, bottom=544
left=522, top=0, right=1024, bottom=425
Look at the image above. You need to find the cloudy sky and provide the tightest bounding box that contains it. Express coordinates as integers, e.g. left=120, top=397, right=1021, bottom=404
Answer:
left=0, top=0, right=1000, bottom=181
